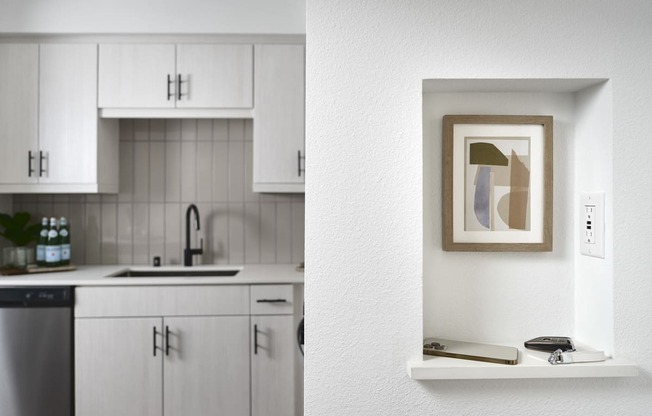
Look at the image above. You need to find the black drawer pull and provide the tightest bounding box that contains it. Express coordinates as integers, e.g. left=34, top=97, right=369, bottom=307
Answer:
left=256, top=299, right=287, bottom=303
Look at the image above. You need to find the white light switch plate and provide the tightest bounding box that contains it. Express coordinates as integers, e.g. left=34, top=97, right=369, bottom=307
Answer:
left=580, top=192, right=605, bottom=258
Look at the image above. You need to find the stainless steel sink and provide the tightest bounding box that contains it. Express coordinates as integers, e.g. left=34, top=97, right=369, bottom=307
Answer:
left=105, top=267, right=241, bottom=278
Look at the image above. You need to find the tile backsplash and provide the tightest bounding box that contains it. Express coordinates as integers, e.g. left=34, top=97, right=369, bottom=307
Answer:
left=13, top=119, right=305, bottom=266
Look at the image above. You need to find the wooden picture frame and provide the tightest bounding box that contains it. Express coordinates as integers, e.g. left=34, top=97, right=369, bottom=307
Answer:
left=442, top=115, right=553, bottom=251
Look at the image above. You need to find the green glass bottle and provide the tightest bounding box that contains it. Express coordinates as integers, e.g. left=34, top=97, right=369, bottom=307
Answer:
left=59, top=217, right=70, bottom=266
left=36, top=217, right=48, bottom=267
left=45, top=217, right=61, bottom=267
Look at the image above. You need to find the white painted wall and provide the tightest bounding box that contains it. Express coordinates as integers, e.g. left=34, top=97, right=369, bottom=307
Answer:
left=0, top=0, right=305, bottom=34
left=307, top=1, right=652, bottom=415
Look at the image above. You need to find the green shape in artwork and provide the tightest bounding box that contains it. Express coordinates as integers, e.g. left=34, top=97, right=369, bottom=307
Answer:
left=469, top=142, right=508, bottom=166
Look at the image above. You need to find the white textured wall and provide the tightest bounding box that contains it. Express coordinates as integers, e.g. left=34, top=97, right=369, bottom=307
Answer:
left=306, top=1, right=652, bottom=415
left=0, top=0, right=305, bottom=34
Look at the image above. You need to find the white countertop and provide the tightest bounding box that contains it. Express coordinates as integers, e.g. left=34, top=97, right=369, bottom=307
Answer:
left=0, top=264, right=304, bottom=286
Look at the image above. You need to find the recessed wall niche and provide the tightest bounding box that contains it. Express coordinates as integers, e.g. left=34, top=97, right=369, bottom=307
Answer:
left=422, top=79, right=614, bottom=359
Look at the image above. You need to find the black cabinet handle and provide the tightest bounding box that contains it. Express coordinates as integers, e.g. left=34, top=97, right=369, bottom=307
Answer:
left=254, top=324, right=258, bottom=355
left=167, top=75, right=173, bottom=101
left=153, top=326, right=158, bottom=357
left=39, top=151, right=46, bottom=177
left=28, top=151, right=34, bottom=177
left=177, top=74, right=182, bottom=101
left=297, top=150, right=305, bottom=177
left=165, top=326, right=171, bottom=356
left=256, top=298, right=288, bottom=303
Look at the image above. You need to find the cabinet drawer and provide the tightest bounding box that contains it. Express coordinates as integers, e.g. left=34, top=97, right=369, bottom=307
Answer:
left=75, top=286, right=249, bottom=317
left=250, top=285, right=294, bottom=315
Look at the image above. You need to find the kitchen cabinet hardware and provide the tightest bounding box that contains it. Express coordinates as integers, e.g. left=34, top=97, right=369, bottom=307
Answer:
left=254, top=324, right=258, bottom=355
left=297, top=150, right=305, bottom=177
left=177, top=74, right=183, bottom=100
left=256, top=298, right=288, bottom=303
left=39, top=151, right=46, bottom=177
left=165, top=325, right=171, bottom=356
left=153, top=326, right=159, bottom=357
left=167, top=74, right=173, bottom=101
left=28, top=151, right=35, bottom=177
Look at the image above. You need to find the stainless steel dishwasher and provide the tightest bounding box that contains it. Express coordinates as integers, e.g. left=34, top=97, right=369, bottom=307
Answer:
left=0, top=286, right=73, bottom=416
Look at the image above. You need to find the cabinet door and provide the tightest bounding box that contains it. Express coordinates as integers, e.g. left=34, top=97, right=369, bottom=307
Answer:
left=75, top=318, right=163, bottom=416
left=39, top=44, right=98, bottom=184
left=251, top=315, right=296, bottom=416
left=253, top=44, right=305, bottom=193
left=176, top=44, right=253, bottom=108
left=0, top=44, right=38, bottom=184
left=164, top=316, right=250, bottom=416
left=99, top=44, right=176, bottom=108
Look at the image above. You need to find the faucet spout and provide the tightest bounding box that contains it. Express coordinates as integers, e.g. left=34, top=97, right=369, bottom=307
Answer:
left=184, top=204, right=203, bottom=267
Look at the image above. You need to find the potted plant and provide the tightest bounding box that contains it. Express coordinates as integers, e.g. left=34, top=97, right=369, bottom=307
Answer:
left=0, top=212, right=41, bottom=269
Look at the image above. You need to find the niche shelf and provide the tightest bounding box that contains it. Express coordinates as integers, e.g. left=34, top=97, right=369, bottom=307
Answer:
left=414, top=78, right=638, bottom=380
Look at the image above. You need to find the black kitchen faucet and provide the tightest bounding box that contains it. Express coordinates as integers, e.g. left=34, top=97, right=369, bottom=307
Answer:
left=184, top=204, right=203, bottom=266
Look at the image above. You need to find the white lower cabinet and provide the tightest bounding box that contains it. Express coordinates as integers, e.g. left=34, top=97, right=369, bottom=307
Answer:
left=251, top=315, right=296, bottom=416
left=74, top=284, right=299, bottom=416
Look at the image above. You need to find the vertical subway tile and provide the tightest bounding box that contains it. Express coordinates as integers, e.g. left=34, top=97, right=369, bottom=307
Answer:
left=149, top=141, right=165, bottom=203
left=166, top=119, right=181, bottom=141
left=260, top=202, right=276, bottom=263
left=213, top=142, right=229, bottom=202
left=244, top=203, right=261, bottom=264
left=117, top=203, right=133, bottom=265
left=181, top=142, right=197, bottom=202
left=149, top=119, right=166, bottom=141
left=165, top=141, right=181, bottom=202
left=210, top=202, right=229, bottom=264
left=119, top=119, right=134, bottom=142
left=132, top=203, right=149, bottom=265
left=181, top=119, right=197, bottom=141
left=68, top=202, right=85, bottom=265
left=84, top=203, right=101, bottom=264
left=149, top=204, right=165, bottom=263
left=53, top=202, right=70, bottom=221
left=244, top=142, right=259, bottom=202
left=276, top=202, right=292, bottom=263
left=101, top=202, right=117, bottom=264
left=197, top=119, right=213, bottom=141
left=101, top=194, right=118, bottom=203
left=196, top=141, right=213, bottom=202
left=291, top=201, right=305, bottom=263
left=228, top=202, right=245, bottom=264
left=85, top=194, right=101, bottom=203
left=213, top=119, right=228, bottom=141
left=164, top=203, right=182, bottom=265
left=53, top=194, right=69, bottom=204
left=133, top=142, right=150, bottom=202
left=118, top=141, right=134, bottom=202
left=228, top=142, right=245, bottom=202
left=228, top=119, right=245, bottom=141
left=244, top=119, right=253, bottom=142
left=133, top=119, right=149, bottom=141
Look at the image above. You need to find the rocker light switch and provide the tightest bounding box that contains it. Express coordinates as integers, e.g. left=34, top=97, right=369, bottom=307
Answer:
left=580, top=192, right=605, bottom=258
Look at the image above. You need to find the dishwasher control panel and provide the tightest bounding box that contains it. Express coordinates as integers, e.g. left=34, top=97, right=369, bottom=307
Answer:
left=0, top=287, right=72, bottom=307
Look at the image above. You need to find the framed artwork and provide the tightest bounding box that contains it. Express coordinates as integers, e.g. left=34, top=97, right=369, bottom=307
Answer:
left=442, top=115, right=553, bottom=251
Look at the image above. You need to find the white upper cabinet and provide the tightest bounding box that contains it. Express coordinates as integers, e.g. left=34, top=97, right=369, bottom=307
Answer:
left=253, top=44, right=305, bottom=193
left=99, top=44, right=176, bottom=108
left=99, top=44, right=253, bottom=110
left=176, top=44, right=253, bottom=108
left=0, top=43, right=118, bottom=193
left=0, top=44, right=38, bottom=185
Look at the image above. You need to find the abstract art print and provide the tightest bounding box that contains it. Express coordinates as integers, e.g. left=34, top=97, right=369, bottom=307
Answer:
left=442, top=115, right=553, bottom=251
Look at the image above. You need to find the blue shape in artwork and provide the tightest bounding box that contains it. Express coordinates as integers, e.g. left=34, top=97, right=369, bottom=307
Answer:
left=474, top=166, right=491, bottom=229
